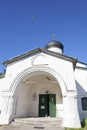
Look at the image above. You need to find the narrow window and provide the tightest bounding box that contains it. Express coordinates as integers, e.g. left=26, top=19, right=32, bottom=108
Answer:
left=81, top=97, right=87, bottom=111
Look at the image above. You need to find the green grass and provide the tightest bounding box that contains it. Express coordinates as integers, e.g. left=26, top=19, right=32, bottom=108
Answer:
left=0, top=124, right=9, bottom=127
left=65, top=128, right=87, bottom=130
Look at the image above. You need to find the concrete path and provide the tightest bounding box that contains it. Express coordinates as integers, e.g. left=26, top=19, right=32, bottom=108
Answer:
left=0, top=123, right=65, bottom=130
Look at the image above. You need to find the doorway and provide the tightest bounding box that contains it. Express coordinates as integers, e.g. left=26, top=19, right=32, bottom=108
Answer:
left=39, top=94, right=56, bottom=117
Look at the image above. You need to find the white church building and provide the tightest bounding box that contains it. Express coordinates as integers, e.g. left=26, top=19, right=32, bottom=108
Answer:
left=0, top=40, right=87, bottom=128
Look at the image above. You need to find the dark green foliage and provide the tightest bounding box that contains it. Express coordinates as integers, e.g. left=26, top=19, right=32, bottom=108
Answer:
left=82, top=118, right=87, bottom=128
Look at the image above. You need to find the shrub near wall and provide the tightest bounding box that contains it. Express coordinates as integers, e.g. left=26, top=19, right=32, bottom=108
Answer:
left=82, top=118, right=87, bottom=128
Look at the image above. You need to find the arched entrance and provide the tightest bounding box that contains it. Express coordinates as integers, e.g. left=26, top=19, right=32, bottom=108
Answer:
left=11, top=68, right=64, bottom=120
left=1, top=67, right=81, bottom=128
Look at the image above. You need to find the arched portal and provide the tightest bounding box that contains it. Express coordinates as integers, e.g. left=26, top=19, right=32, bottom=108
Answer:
left=9, top=67, right=67, bottom=121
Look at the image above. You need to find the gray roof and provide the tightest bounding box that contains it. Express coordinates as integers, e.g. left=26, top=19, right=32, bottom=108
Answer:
left=3, top=48, right=77, bottom=68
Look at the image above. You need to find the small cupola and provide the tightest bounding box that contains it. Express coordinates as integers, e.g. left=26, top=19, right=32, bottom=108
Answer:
left=45, top=40, right=64, bottom=54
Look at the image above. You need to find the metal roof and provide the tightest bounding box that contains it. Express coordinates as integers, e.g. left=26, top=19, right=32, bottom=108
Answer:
left=45, top=40, right=64, bottom=52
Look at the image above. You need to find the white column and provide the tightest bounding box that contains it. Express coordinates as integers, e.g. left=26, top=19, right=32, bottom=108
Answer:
left=0, top=96, right=14, bottom=124
left=7, top=97, right=14, bottom=119
left=63, top=94, right=81, bottom=128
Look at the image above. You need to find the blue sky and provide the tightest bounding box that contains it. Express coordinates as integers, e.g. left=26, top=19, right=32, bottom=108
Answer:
left=0, top=0, right=87, bottom=71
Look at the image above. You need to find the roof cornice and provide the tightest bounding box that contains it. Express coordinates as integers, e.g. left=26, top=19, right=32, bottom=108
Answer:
left=3, top=48, right=41, bottom=66
left=75, top=66, right=87, bottom=70
left=3, top=48, right=77, bottom=68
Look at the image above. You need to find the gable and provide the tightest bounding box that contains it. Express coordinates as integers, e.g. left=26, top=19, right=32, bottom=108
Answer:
left=3, top=48, right=77, bottom=69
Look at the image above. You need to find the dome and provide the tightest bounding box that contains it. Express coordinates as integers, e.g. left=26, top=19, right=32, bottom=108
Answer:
left=45, top=40, right=64, bottom=53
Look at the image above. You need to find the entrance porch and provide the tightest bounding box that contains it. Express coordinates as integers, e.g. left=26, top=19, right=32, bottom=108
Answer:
left=13, top=71, right=63, bottom=119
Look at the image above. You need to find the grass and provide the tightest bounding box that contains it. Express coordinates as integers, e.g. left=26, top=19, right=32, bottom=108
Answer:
left=0, top=124, right=9, bottom=127
left=65, top=128, right=87, bottom=130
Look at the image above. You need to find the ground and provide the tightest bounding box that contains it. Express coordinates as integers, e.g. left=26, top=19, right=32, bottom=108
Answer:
left=0, top=123, right=64, bottom=130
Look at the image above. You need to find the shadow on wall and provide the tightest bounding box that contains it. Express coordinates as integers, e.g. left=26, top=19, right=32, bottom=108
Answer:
left=75, top=80, right=87, bottom=121
left=75, top=80, right=87, bottom=96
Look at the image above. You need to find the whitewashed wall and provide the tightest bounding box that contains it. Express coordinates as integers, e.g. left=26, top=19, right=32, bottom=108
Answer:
left=75, top=68, right=87, bottom=121
left=0, top=52, right=81, bottom=128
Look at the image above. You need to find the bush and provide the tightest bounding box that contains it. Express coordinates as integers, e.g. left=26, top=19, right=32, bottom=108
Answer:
left=83, top=118, right=87, bottom=128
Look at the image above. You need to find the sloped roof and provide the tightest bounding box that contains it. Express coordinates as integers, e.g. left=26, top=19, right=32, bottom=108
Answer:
left=3, top=48, right=77, bottom=67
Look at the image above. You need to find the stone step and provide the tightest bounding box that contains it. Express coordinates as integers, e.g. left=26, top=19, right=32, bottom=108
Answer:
left=13, top=117, right=63, bottom=127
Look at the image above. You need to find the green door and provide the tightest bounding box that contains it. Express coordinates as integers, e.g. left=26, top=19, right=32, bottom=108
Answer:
left=39, top=94, right=49, bottom=117
left=49, top=94, right=56, bottom=117
left=39, top=94, right=56, bottom=117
